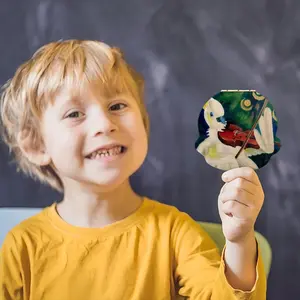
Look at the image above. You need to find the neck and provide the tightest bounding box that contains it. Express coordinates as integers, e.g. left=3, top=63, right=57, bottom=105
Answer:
left=208, top=128, right=219, bottom=138
left=56, top=179, right=142, bottom=228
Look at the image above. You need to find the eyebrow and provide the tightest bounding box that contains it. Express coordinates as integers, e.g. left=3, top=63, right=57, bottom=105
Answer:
left=56, top=95, right=83, bottom=112
left=109, top=93, right=135, bottom=102
left=57, top=92, right=134, bottom=111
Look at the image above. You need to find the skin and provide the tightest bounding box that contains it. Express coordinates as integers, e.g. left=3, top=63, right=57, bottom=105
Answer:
left=21, top=84, right=263, bottom=291
left=23, top=83, right=148, bottom=227
left=219, top=167, right=264, bottom=291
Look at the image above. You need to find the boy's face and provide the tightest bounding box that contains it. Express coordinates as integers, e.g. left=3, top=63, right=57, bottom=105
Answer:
left=39, top=84, right=148, bottom=191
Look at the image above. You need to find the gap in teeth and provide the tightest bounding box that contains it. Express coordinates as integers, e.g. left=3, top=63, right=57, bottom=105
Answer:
left=91, top=146, right=122, bottom=158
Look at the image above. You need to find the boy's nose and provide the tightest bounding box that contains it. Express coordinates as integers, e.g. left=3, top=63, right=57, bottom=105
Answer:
left=89, top=111, right=118, bottom=136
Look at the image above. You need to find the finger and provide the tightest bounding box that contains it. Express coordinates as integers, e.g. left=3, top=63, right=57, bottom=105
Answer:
left=220, top=200, right=252, bottom=219
left=221, top=177, right=260, bottom=196
left=222, top=167, right=261, bottom=186
left=220, top=182, right=227, bottom=194
left=219, top=188, right=255, bottom=207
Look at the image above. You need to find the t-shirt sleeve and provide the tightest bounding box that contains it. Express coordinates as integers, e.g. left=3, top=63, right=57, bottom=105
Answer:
left=172, top=211, right=267, bottom=300
left=0, top=231, right=24, bottom=300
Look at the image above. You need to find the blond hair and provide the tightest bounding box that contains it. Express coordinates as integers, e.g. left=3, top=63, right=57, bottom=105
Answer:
left=0, top=40, right=149, bottom=192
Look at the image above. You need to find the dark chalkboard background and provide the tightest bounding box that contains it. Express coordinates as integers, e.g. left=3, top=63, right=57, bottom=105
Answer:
left=1, top=0, right=299, bottom=299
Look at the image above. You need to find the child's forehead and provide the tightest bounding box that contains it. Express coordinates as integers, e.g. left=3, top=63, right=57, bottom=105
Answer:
left=53, top=82, right=133, bottom=107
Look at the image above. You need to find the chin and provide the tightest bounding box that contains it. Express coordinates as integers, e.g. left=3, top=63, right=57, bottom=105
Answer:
left=88, top=169, right=134, bottom=191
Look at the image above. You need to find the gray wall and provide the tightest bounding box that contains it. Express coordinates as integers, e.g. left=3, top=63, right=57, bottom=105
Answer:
left=0, top=0, right=299, bottom=298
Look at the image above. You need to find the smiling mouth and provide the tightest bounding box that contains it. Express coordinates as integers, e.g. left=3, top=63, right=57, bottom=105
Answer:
left=86, top=146, right=127, bottom=159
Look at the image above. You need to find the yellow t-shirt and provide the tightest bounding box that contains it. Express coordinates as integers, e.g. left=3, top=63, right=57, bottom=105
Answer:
left=0, top=198, right=266, bottom=300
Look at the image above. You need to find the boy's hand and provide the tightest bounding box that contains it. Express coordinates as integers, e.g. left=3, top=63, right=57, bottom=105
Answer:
left=218, top=167, right=264, bottom=243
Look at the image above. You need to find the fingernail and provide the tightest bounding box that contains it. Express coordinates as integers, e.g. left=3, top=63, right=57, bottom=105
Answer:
left=222, top=173, right=228, bottom=181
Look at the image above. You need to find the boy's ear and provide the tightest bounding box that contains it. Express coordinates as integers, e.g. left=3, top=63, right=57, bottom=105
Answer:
left=17, top=131, right=51, bottom=166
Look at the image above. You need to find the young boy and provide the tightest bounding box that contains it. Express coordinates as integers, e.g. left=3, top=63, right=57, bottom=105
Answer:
left=0, top=40, right=266, bottom=299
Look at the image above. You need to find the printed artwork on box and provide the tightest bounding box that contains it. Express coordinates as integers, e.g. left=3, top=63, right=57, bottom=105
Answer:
left=195, top=90, right=281, bottom=171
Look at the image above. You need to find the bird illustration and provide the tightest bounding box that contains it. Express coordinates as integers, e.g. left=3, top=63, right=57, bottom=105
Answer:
left=196, top=98, right=275, bottom=170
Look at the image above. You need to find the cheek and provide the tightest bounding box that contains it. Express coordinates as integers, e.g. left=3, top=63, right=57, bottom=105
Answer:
left=126, top=114, right=148, bottom=142
left=131, top=117, right=148, bottom=158
left=43, top=125, right=82, bottom=160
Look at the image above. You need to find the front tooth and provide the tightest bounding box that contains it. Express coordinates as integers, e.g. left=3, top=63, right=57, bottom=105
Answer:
left=91, top=146, right=122, bottom=159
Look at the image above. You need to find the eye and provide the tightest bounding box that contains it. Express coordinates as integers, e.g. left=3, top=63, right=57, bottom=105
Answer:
left=110, top=103, right=127, bottom=111
left=210, top=112, right=214, bottom=117
left=66, top=111, right=84, bottom=118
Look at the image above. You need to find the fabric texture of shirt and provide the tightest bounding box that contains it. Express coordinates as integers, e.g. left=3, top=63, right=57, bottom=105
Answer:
left=0, top=197, right=266, bottom=300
